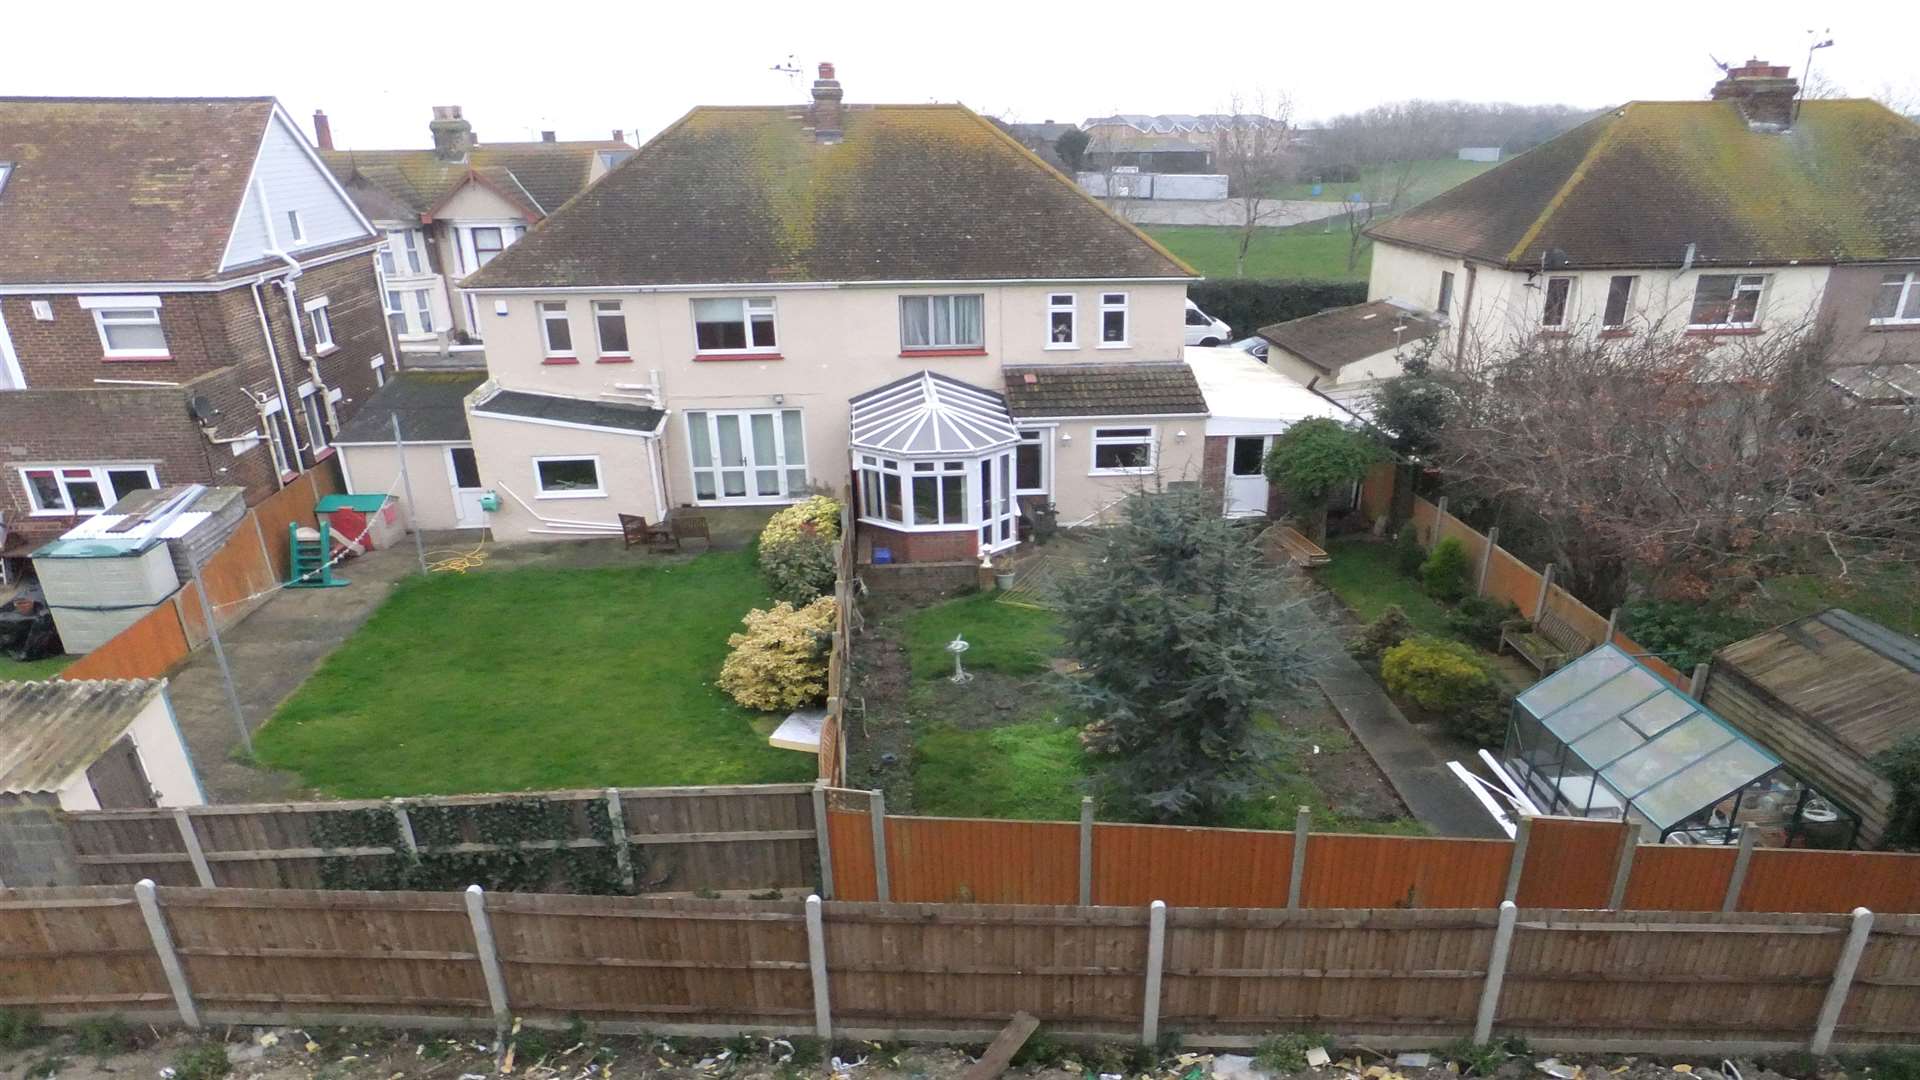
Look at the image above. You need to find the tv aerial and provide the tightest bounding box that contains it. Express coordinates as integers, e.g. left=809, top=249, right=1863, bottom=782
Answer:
left=770, top=55, right=802, bottom=87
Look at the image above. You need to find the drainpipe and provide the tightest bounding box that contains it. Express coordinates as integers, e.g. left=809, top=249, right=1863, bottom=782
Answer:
left=1455, top=263, right=1478, bottom=358
left=250, top=277, right=299, bottom=488
left=268, top=252, right=339, bottom=433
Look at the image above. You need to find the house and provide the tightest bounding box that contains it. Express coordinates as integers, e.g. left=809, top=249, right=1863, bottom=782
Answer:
left=0, top=679, right=204, bottom=812
left=315, top=108, right=630, bottom=356
left=332, top=370, right=507, bottom=532
left=1185, top=346, right=1350, bottom=517
left=1256, top=300, right=1443, bottom=405
left=349, top=65, right=1211, bottom=557
left=1313, top=61, right=1920, bottom=366
left=0, top=97, right=390, bottom=549
left=1700, top=609, right=1920, bottom=848
left=1001, top=120, right=1076, bottom=170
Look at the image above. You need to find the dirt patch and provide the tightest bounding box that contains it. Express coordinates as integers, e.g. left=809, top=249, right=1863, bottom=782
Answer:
left=1276, top=691, right=1409, bottom=825
left=842, top=624, right=913, bottom=804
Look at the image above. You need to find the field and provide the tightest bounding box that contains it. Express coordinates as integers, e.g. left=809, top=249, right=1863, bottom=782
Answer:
left=1268, top=157, right=1500, bottom=205
left=1144, top=219, right=1369, bottom=281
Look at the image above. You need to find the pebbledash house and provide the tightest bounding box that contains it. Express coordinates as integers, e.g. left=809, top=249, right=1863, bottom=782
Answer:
left=335, top=65, right=1306, bottom=563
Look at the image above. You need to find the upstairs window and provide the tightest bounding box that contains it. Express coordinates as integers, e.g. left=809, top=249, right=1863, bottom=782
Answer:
left=1871, top=271, right=1920, bottom=325
left=1047, top=293, right=1077, bottom=347
left=540, top=302, right=574, bottom=356
left=381, top=229, right=426, bottom=276
left=286, top=210, right=304, bottom=244
left=470, top=227, right=505, bottom=269
left=20, top=465, right=157, bottom=516
left=594, top=300, right=629, bottom=356
left=81, top=297, right=169, bottom=359
left=1540, top=276, right=1575, bottom=330
left=1099, top=292, right=1129, bottom=346
left=304, top=296, right=335, bottom=354
left=693, top=297, right=777, bottom=353
left=1603, top=275, right=1637, bottom=329
left=900, top=294, right=984, bottom=352
left=1689, top=274, right=1768, bottom=328
left=1437, top=270, right=1455, bottom=317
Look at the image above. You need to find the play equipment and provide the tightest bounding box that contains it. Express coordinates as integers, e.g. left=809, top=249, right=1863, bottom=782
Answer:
left=286, top=522, right=349, bottom=589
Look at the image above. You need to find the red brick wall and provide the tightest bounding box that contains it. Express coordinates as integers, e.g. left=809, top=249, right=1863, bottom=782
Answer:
left=863, top=523, right=978, bottom=564
left=1, top=293, right=237, bottom=388
left=1201, top=435, right=1229, bottom=501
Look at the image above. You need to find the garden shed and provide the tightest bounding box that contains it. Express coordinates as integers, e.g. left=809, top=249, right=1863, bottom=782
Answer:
left=1700, top=609, right=1919, bottom=848
left=0, top=679, right=205, bottom=810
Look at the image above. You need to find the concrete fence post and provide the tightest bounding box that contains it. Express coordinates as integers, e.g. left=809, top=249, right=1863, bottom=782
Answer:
left=1606, top=822, right=1642, bottom=910
left=1473, top=900, right=1519, bottom=1045
left=389, top=799, right=420, bottom=861
left=172, top=808, right=214, bottom=888
left=1606, top=607, right=1621, bottom=645
left=1434, top=496, right=1450, bottom=545
left=1141, top=900, right=1167, bottom=1047
left=1476, top=526, right=1499, bottom=596
left=812, top=781, right=835, bottom=900
left=1810, top=907, right=1875, bottom=1055
left=1078, top=797, right=1095, bottom=906
left=463, top=885, right=511, bottom=1039
left=868, top=789, right=890, bottom=902
left=1690, top=663, right=1711, bottom=699
left=1533, top=564, right=1554, bottom=621
left=603, top=788, right=635, bottom=892
left=134, top=879, right=200, bottom=1030
left=1287, top=805, right=1310, bottom=910
left=805, top=894, right=832, bottom=1039
left=1502, top=816, right=1533, bottom=903
left=1722, top=828, right=1758, bottom=913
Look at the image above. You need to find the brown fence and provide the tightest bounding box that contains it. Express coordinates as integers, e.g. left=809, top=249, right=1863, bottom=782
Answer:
left=817, top=501, right=857, bottom=786
left=57, top=784, right=818, bottom=895
left=4, top=883, right=1917, bottom=1052
left=57, top=464, right=342, bottom=681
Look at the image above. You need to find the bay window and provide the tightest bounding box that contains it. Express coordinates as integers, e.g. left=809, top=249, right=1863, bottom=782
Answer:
left=899, top=294, right=984, bottom=352
left=693, top=297, right=778, bottom=353
left=1689, top=274, right=1768, bottom=328
left=857, top=451, right=1016, bottom=550
left=386, top=288, right=436, bottom=340
left=380, top=228, right=427, bottom=276
left=19, top=465, right=157, bottom=516
left=1091, top=426, right=1155, bottom=474
left=81, top=297, right=168, bottom=359
left=686, top=409, right=807, bottom=502
left=1871, top=271, right=1920, bottom=325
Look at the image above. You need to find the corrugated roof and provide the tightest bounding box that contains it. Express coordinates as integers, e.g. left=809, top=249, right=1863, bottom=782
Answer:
left=1714, top=608, right=1920, bottom=763
left=850, top=372, right=1018, bottom=455
left=464, top=104, right=1195, bottom=289
left=0, top=679, right=164, bottom=793
left=1257, top=300, right=1443, bottom=373
left=1368, top=99, right=1920, bottom=269
left=334, top=371, right=487, bottom=444
left=1002, top=361, right=1207, bottom=417
left=471, top=388, right=664, bottom=435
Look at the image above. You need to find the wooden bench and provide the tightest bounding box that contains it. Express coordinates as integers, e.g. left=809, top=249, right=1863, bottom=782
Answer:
left=1271, top=525, right=1330, bottom=567
left=619, top=514, right=673, bottom=551
left=1500, top=608, right=1594, bottom=674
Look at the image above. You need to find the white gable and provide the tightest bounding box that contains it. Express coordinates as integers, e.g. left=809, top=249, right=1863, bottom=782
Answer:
left=221, top=109, right=371, bottom=271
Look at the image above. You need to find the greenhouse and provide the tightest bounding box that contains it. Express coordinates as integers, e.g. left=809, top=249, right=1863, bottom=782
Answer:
left=1501, top=644, right=1857, bottom=846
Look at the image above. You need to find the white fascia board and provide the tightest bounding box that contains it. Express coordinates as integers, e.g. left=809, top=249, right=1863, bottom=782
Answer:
left=462, top=276, right=1198, bottom=295
left=469, top=408, right=662, bottom=439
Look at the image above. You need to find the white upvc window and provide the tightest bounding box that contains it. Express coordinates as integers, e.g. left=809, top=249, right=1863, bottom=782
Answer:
left=1098, top=292, right=1129, bottom=347
left=300, top=385, right=332, bottom=456
left=594, top=300, right=629, bottom=356
left=380, top=228, right=427, bottom=277
left=540, top=301, right=575, bottom=357
left=80, top=296, right=169, bottom=359
left=261, top=400, right=298, bottom=477
left=1015, top=428, right=1050, bottom=494
left=899, top=293, right=985, bottom=352
left=692, top=297, right=778, bottom=354
left=304, top=295, right=336, bottom=354
left=386, top=288, right=437, bottom=340
left=1689, top=274, right=1769, bottom=329
left=1870, top=271, right=1920, bottom=325
left=856, top=451, right=1016, bottom=550
left=18, top=464, right=158, bottom=516
left=1540, top=275, right=1575, bottom=330
left=533, top=455, right=604, bottom=498
left=1090, top=425, right=1155, bottom=474
left=1046, top=293, right=1077, bottom=348
left=1603, top=275, right=1638, bottom=329
left=685, top=409, right=807, bottom=503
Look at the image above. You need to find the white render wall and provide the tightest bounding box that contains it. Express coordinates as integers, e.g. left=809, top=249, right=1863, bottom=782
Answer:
left=337, top=442, right=466, bottom=533
left=52, top=689, right=205, bottom=811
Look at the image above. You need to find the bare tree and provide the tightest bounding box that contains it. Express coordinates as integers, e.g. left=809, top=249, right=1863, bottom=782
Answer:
left=1213, top=93, right=1294, bottom=277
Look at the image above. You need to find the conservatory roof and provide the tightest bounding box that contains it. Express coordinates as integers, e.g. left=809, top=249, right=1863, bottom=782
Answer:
left=1516, top=644, right=1782, bottom=830
left=849, top=371, right=1020, bottom=456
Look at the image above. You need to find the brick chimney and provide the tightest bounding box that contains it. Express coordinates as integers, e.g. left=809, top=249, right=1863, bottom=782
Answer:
left=430, top=106, right=474, bottom=162
left=1711, top=59, right=1799, bottom=130
left=810, top=62, right=843, bottom=143
left=611, top=129, right=625, bottom=143
left=312, top=109, right=334, bottom=151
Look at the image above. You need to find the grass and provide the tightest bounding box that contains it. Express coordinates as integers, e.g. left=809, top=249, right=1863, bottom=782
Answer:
left=913, top=721, right=1087, bottom=820
left=1314, top=537, right=1453, bottom=637
left=1741, top=565, right=1920, bottom=638
left=1267, top=158, right=1499, bottom=204
left=0, top=655, right=73, bottom=681
left=900, top=591, right=1061, bottom=680
left=253, top=548, right=814, bottom=796
left=1143, top=220, right=1369, bottom=282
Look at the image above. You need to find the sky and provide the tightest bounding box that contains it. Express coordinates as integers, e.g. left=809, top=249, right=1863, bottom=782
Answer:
left=8, top=0, right=1919, bottom=149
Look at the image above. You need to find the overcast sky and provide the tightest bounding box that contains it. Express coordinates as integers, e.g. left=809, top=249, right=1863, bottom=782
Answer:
left=11, top=0, right=1917, bottom=149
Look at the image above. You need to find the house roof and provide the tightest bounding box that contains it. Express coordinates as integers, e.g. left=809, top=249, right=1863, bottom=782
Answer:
left=1713, top=609, right=1920, bottom=764
left=850, top=371, right=1019, bottom=456
left=464, top=104, right=1195, bottom=289
left=0, top=679, right=164, bottom=794
left=1366, top=99, right=1920, bottom=269
left=0, top=97, right=276, bottom=284
left=334, top=371, right=487, bottom=444
left=1184, top=346, right=1350, bottom=427
left=321, top=140, right=626, bottom=223
left=1001, top=361, right=1207, bottom=418
left=1257, top=301, right=1443, bottom=373
left=470, top=387, right=665, bottom=435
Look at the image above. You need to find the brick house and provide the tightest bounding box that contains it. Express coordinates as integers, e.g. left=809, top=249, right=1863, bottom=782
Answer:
left=0, top=97, right=391, bottom=549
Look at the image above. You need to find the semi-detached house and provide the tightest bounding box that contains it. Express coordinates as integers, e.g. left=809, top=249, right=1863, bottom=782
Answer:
left=0, top=97, right=390, bottom=550
left=339, top=65, right=1231, bottom=561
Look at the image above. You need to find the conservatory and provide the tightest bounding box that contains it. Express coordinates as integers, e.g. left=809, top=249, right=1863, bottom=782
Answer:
left=1501, top=644, right=1858, bottom=847
left=849, top=372, right=1024, bottom=561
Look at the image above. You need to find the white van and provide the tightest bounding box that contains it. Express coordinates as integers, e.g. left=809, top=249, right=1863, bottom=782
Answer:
left=1184, top=299, right=1231, bottom=347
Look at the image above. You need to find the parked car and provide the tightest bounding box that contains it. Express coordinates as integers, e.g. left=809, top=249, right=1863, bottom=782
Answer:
left=1227, top=336, right=1270, bottom=363
left=1184, top=299, right=1230, bottom=347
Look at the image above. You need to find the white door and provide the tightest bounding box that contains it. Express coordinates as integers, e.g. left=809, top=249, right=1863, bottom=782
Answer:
left=446, top=445, right=488, bottom=528
left=1225, top=435, right=1271, bottom=517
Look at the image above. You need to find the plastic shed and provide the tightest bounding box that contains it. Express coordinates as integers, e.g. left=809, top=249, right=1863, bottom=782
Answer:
left=316, top=493, right=401, bottom=552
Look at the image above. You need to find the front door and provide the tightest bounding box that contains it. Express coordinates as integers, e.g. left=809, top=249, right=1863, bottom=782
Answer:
left=446, top=445, right=488, bottom=529
left=1225, top=435, right=1271, bottom=517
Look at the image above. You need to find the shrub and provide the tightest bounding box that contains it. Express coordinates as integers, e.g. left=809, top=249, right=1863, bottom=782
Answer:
left=1253, top=1032, right=1326, bottom=1073
left=1382, top=635, right=1498, bottom=736
left=1186, top=279, right=1367, bottom=338
left=1876, top=733, right=1920, bottom=851
left=1420, top=536, right=1472, bottom=602
left=1620, top=598, right=1758, bottom=674
left=758, top=496, right=842, bottom=604
left=1447, top=595, right=1519, bottom=649
left=0, top=1010, right=42, bottom=1050
left=170, top=1041, right=231, bottom=1080
left=717, top=597, right=836, bottom=711
left=1348, top=605, right=1413, bottom=661
left=1394, top=524, right=1425, bottom=578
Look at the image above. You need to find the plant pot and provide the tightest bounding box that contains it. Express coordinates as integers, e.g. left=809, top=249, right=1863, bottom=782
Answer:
left=994, top=571, right=1016, bottom=591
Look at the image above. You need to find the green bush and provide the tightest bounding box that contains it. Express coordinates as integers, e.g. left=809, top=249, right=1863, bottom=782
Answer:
left=1447, top=595, right=1519, bottom=649
left=1186, top=279, right=1367, bottom=338
left=1348, top=604, right=1413, bottom=661
left=717, top=598, right=837, bottom=711
left=0, top=1009, right=42, bottom=1050
left=757, top=496, right=842, bottom=604
left=1382, top=636, right=1504, bottom=744
left=1421, top=536, right=1472, bottom=602
left=1253, top=1032, right=1327, bottom=1073
left=170, top=1041, right=231, bottom=1080
left=1621, top=599, right=1758, bottom=674
left=1876, top=733, right=1920, bottom=851
left=1394, top=524, right=1426, bottom=578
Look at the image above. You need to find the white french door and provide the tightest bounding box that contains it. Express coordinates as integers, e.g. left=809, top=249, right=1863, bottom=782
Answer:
left=977, top=450, right=1017, bottom=552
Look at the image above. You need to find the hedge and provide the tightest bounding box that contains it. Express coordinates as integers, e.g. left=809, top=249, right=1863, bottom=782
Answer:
left=1187, top=279, right=1368, bottom=339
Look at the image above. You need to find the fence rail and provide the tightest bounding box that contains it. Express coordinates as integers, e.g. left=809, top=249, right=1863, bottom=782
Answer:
left=3, top=883, right=1916, bottom=1052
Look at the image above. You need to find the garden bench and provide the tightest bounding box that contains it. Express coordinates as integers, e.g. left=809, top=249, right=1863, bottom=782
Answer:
left=1272, top=525, right=1329, bottom=567
left=618, top=514, right=673, bottom=551
left=1500, top=607, right=1594, bottom=674
left=669, top=511, right=713, bottom=551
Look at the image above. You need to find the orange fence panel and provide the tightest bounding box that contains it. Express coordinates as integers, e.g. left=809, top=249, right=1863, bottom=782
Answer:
left=250, top=463, right=337, bottom=583
left=1615, top=635, right=1687, bottom=689
left=827, top=807, right=878, bottom=901
left=1621, top=844, right=1736, bottom=911
left=1410, top=498, right=1436, bottom=538
left=885, top=817, right=1078, bottom=904
left=1302, top=834, right=1513, bottom=909
left=1541, top=586, right=1610, bottom=645
left=1359, top=462, right=1395, bottom=521
left=1092, top=822, right=1293, bottom=907
left=175, top=516, right=278, bottom=648
left=1737, top=849, right=1920, bottom=914
left=1482, top=547, right=1544, bottom=615
left=1515, top=817, right=1630, bottom=908
left=57, top=602, right=190, bottom=681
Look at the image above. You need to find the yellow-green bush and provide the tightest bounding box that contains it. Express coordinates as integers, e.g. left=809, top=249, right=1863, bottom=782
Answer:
left=717, top=597, right=837, bottom=711
left=758, top=496, right=842, bottom=603
left=1380, top=635, right=1505, bottom=746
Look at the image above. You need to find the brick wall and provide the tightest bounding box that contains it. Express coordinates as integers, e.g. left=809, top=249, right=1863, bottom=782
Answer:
left=1, top=292, right=237, bottom=388
left=861, top=561, right=982, bottom=603
left=1201, top=435, right=1229, bottom=500
left=863, top=523, right=978, bottom=564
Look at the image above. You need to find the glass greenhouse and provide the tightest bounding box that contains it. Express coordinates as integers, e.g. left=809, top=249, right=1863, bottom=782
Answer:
left=1501, top=645, right=1857, bottom=846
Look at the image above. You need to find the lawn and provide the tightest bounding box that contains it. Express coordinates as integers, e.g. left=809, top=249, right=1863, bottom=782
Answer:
left=253, top=548, right=814, bottom=797
left=1314, top=537, right=1453, bottom=637
left=1144, top=220, right=1368, bottom=282
left=900, top=591, right=1061, bottom=680
left=0, top=655, right=74, bottom=681
left=1266, top=158, right=1499, bottom=206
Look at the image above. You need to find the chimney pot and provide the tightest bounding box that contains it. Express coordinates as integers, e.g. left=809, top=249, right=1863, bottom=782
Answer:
left=430, top=105, right=474, bottom=162
left=541, top=130, right=556, bottom=143
left=810, top=61, right=844, bottom=143
left=818, top=62, right=835, bottom=80
left=312, top=109, right=333, bottom=151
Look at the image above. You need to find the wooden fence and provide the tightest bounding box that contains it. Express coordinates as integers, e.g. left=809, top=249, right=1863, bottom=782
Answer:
left=57, top=464, right=342, bottom=682
left=818, top=503, right=856, bottom=786
left=3, top=883, right=1917, bottom=1052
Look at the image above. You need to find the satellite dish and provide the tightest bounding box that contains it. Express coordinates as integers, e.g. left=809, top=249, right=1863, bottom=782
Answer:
left=188, top=394, right=219, bottom=426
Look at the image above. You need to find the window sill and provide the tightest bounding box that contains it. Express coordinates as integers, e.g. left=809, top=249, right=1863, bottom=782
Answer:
left=1536, top=328, right=1571, bottom=338
left=1090, top=468, right=1156, bottom=477
left=28, top=509, right=88, bottom=518
left=694, top=352, right=783, bottom=362
left=541, top=356, right=580, bottom=366
left=1043, top=343, right=1080, bottom=351
left=899, top=347, right=987, bottom=358
left=1684, top=326, right=1763, bottom=337
left=312, top=447, right=336, bottom=462
left=596, top=354, right=634, bottom=364
left=535, top=491, right=607, bottom=500
left=314, top=345, right=340, bottom=358
left=1598, top=328, right=1634, bottom=339
left=102, top=352, right=172, bottom=363
left=1867, top=321, right=1920, bottom=332
left=1096, top=342, right=1130, bottom=350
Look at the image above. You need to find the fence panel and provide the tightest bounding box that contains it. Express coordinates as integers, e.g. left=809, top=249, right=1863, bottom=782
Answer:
left=175, top=520, right=277, bottom=648
left=619, top=787, right=819, bottom=893
left=1515, top=818, right=1629, bottom=908
left=1620, top=844, right=1736, bottom=911
left=1302, top=834, right=1512, bottom=909
left=1359, top=462, right=1395, bottom=521
left=826, top=803, right=879, bottom=901
left=0, top=886, right=168, bottom=1016
left=1541, top=586, right=1611, bottom=648
left=1839, top=913, right=1920, bottom=1039
left=1434, top=515, right=1490, bottom=567
left=250, top=464, right=339, bottom=584
left=886, top=817, right=1077, bottom=904
left=1482, top=546, right=1545, bottom=615
left=1738, top=849, right=1920, bottom=914
left=67, top=810, right=198, bottom=886
left=1093, top=822, right=1293, bottom=907
left=56, top=601, right=190, bottom=682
